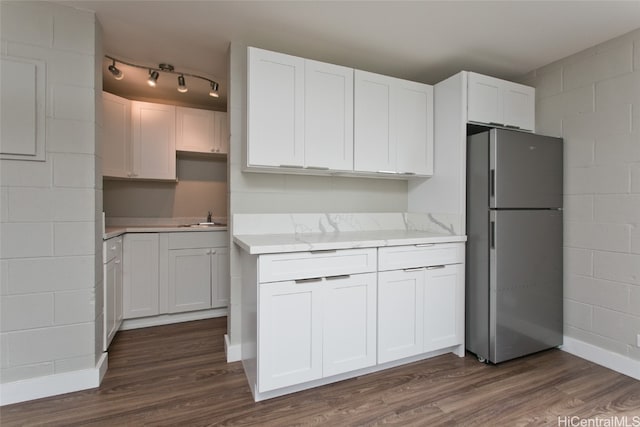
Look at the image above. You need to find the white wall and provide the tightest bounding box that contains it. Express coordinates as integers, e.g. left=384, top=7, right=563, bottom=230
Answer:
left=226, top=43, right=409, bottom=350
left=103, top=157, right=227, bottom=220
left=520, top=28, right=640, bottom=364
left=0, top=1, right=101, bottom=395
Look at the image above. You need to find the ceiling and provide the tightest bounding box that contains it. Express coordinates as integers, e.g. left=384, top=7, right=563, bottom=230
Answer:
left=59, top=1, right=640, bottom=111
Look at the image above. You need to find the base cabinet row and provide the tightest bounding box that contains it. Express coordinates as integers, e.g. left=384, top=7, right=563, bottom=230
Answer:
left=242, top=243, right=465, bottom=398
left=122, top=232, right=229, bottom=320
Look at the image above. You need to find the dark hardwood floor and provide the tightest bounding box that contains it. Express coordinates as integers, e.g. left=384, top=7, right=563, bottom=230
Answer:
left=2, top=317, right=638, bottom=426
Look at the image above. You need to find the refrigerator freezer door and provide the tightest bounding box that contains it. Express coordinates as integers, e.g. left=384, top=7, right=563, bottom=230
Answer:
left=489, top=209, right=563, bottom=363
left=490, top=129, right=563, bottom=209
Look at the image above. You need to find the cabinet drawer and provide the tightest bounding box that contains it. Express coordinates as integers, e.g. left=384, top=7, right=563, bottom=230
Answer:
left=258, top=248, right=377, bottom=283
left=104, top=236, right=122, bottom=263
left=168, top=231, right=227, bottom=249
left=378, top=243, right=464, bottom=271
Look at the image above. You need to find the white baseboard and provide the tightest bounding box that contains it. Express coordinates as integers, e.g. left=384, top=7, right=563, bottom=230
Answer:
left=561, top=336, right=640, bottom=381
left=225, top=334, right=241, bottom=362
left=0, top=352, right=108, bottom=406
left=120, top=308, right=227, bottom=330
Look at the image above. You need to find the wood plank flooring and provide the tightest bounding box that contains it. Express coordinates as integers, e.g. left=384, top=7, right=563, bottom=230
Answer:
left=2, top=317, right=638, bottom=426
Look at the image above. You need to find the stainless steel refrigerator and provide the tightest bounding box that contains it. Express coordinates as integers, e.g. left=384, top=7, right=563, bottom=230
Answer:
left=466, top=128, right=563, bottom=363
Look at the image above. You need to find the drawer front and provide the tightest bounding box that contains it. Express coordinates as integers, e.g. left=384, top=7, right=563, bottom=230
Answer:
left=258, top=248, right=377, bottom=283
left=378, top=243, right=464, bottom=271
left=168, top=231, right=228, bottom=249
left=104, top=236, right=122, bottom=263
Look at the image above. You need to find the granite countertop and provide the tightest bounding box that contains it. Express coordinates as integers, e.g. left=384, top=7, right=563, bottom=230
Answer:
left=233, top=230, right=466, bottom=255
left=104, top=225, right=228, bottom=240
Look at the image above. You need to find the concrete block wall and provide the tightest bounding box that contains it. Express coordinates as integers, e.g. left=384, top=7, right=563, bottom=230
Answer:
left=520, top=28, right=640, bottom=363
left=0, top=2, right=100, bottom=384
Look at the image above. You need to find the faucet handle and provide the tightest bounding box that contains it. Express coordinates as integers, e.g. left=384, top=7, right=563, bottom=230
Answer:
left=207, top=211, right=213, bottom=222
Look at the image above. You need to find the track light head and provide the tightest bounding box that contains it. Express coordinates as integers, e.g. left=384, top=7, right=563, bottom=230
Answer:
left=209, top=81, right=219, bottom=98
left=108, top=60, right=124, bottom=80
left=177, top=75, right=188, bottom=93
left=147, top=70, right=159, bottom=87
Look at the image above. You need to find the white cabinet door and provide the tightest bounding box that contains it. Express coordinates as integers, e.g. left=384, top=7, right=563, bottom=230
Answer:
left=424, top=264, right=464, bottom=352
left=102, top=92, right=131, bottom=178
left=123, top=234, right=160, bottom=319
left=131, top=101, right=176, bottom=180
left=467, top=72, right=535, bottom=131
left=211, top=246, right=229, bottom=308
left=104, top=256, right=117, bottom=351
left=213, top=111, right=228, bottom=154
left=323, top=273, right=377, bottom=376
left=304, top=60, right=353, bottom=171
left=354, top=70, right=395, bottom=173
left=395, top=80, right=433, bottom=176
left=248, top=47, right=305, bottom=168
left=175, top=107, right=215, bottom=153
left=377, top=269, right=425, bottom=363
left=258, top=280, right=323, bottom=392
left=167, top=248, right=212, bottom=313
left=502, top=85, right=535, bottom=131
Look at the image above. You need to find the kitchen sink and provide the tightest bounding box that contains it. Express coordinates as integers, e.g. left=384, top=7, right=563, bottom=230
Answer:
left=179, top=222, right=227, bottom=228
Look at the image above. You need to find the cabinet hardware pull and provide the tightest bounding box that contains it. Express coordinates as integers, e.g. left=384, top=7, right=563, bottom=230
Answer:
left=210, top=250, right=217, bottom=255
left=400, top=172, right=416, bottom=175
left=376, top=170, right=397, bottom=174
left=488, top=121, right=504, bottom=126
left=505, top=124, right=521, bottom=129
left=309, top=249, right=337, bottom=254
left=279, top=164, right=304, bottom=169
left=295, top=277, right=323, bottom=284
left=326, top=275, right=351, bottom=280
left=305, top=166, right=330, bottom=170
left=426, top=265, right=446, bottom=270
left=415, top=243, right=435, bottom=248
left=403, top=267, right=426, bottom=272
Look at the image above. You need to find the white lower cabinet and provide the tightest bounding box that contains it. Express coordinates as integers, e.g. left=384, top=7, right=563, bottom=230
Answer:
left=322, top=273, right=377, bottom=377
left=103, top=236, right=123, bottom=351
left=242, top=241, right=465, bottom=400
left=377, top=244, right=465, bottom=364
left=377, top=269, right=424, bottom=363
left=123, top=233, right=160, bottom=319
left=258, top=279, right=323, bottom=391
left=123, top=231, right=229, bottom=320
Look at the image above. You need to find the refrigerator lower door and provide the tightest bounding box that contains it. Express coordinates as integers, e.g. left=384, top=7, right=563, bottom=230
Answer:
left=490, top=209, right=563, bottom=363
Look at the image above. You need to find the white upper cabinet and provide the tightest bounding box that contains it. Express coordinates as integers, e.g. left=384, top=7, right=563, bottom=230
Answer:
left=176, top=107, right=228, bottom=154
left=467, top=72, right=535, bottom=131
left=131, top=101, right=176, bottom=180
left=248, top=47, right=305, bottom=168
left=354, top=70, right=433, bottom=176
left=304, top=59, right=354, bottom=171
left=102, top=92, right=131, bottom=178
left=354, top=70, right=395, bottom=174
left=395, top=79, right=434, bottom=176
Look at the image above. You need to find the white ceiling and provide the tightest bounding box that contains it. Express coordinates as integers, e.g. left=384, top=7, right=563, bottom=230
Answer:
left=59, top=1, right=640, bottom=111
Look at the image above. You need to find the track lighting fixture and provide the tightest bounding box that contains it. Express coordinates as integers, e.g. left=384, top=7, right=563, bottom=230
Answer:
left=177, top=75, right=188, bottom=93
left=147, top=70, right=160, bottom=87
left=105, top=55, right=220, bottom=100
left=108, top=60, right=123, bottom=80
left=209, top=81, right=219, bottom=98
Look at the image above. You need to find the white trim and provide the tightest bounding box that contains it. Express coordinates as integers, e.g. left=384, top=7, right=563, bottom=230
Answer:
left=0, top=353, right=108, bottom=406
left=561, top=336, right=640, bottom=381
left=225, top=334, right=241, bottom=362
left=120, top=308, right=227, bottom=330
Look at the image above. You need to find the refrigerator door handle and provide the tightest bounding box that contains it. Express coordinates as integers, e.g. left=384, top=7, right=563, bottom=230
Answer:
left=490, top=169, right=495, bottom=198
left=490, top=220, right=495, bottom=249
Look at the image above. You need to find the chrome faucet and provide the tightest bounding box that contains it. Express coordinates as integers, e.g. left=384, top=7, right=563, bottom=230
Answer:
left=207, top=211, right=212, bottom=223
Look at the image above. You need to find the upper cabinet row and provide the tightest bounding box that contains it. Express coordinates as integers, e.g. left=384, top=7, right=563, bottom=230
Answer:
left=467, top=72, right=535, bottom=131
left=246, top=47, right=434, bottom=178
left=102, top=92, right=228, bottom=180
